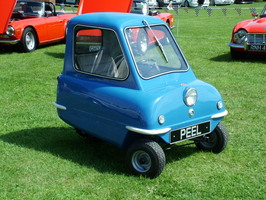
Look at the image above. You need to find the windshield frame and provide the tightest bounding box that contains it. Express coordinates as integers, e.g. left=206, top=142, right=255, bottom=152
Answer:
left=125, top=23, right=189, bottom=80
left=14, top=1, right=44, bottom=17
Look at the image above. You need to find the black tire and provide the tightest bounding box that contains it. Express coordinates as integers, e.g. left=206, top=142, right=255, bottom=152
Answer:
left=184, top=0, right=190, bottom=7
left=195, top=122, right=228, bottom=153
left=20, top=27, right=37, bottom=52
left=127, top=139, right=165, bottom=179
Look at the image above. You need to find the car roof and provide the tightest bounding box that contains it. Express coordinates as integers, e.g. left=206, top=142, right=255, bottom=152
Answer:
left=69, top=12, right=165, bottom=30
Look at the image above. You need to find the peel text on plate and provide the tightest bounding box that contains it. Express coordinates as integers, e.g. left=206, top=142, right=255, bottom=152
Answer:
left=180, top=125, right=201, bottom=140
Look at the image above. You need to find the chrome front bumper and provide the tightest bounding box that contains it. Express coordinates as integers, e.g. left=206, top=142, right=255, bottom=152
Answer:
left=228, top=42, right=244, bottom=49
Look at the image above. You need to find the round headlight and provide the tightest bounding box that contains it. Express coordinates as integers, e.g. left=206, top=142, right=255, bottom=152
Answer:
left=184, top=88, right=197, bottom=107
left=158, top=115, right=165, bottom=125
left=6, top=26, right=15, bottom=36
left=217, top=101, right=223, bottom=110
left=233, top=29, right=248, bottom=44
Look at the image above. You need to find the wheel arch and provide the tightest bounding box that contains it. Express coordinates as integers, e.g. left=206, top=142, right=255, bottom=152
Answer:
left=22, top=25, right=39, bottom=46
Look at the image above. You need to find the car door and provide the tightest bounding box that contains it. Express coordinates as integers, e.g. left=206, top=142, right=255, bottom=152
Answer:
left=57, top=26, right=130, bottom=140
left=44, top=3, right=65, bottom=41
left=45, top=15, right=65, bottom=41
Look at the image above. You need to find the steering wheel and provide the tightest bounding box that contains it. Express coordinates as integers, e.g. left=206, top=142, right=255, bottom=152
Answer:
left=137, top=58, right=160, bottom=77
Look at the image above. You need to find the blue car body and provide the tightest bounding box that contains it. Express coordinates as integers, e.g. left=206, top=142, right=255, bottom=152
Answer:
left=54, top=13, right=228, bottom=178
left=55, top=12, right=227, bottom=149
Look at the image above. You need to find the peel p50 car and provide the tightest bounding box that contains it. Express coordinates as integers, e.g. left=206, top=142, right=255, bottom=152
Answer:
left=54, top=12, right=228, bottom=178
left=0, top=0, right=76, bottom=52
left=228, top=5, right=266, bottom=58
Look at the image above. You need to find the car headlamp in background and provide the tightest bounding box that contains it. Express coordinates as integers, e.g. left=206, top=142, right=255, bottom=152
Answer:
left=184, top=88, right=197, bottom=107
left=6, top=26, right=15, bottom=36
left=233, top=29, right=248, bottom=44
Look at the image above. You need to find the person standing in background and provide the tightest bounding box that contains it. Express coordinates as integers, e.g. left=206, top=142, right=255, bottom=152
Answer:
left=167, top=0, right=173, bottom=10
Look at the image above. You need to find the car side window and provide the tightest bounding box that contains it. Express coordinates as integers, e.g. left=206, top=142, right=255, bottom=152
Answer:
left=74, top=27, right=129, bottom=80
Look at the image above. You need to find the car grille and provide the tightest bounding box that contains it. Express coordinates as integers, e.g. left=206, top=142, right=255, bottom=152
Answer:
left=247, top=34, right=266, bottom=44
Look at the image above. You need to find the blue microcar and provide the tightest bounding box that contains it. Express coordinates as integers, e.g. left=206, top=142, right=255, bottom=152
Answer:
left=54, top=12, right=228, bottom=178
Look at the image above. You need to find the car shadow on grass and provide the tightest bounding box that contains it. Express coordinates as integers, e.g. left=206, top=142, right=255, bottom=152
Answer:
left=45, top=51, right=65, bottom=59
left=0, top=127, right=197, bottom=177
left=0, top=46, right=16, bottom=54
left=211, top=52, right=266, bottom=63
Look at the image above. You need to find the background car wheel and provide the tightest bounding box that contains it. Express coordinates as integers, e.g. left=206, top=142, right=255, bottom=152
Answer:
left=127, top=139, right=165, bottom=178
left=195, top=122, right=228, bottom=153
left=20, top=27, right=37, bottom=52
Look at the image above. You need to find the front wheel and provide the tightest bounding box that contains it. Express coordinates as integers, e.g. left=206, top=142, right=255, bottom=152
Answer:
left=127, top=139, right=165, bottom=179
left=195, top=122, right=228, bottom=153
left=19, top=27, right=37, bottom=52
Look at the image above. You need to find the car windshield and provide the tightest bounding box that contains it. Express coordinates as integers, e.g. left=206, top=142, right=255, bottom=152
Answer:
left=13, top=1, right=44, bottom=16
left=126, top=24, right=188, bottom=79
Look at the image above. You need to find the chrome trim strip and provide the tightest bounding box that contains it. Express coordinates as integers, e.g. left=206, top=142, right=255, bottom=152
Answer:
left=53, top=102, right=67, bottom=110
left=228, top=43, right=244, bottom=49
left=126, top=126, right=171, bottom=135
left=211, top=110, right=228, bottom=119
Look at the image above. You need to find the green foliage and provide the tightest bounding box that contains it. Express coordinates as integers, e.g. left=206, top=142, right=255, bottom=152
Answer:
left=0, top=3, right=265, bottom=199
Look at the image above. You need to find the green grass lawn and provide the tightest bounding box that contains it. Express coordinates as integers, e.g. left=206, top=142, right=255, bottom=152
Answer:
left=0, top=3, right=265, bottom=200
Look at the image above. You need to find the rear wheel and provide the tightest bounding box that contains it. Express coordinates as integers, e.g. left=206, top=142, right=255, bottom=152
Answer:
left=127, top=139, right=165, bottom=178
left=195, top=122, right=228, bottom=153
left=20, top=27, right=37, bottom=52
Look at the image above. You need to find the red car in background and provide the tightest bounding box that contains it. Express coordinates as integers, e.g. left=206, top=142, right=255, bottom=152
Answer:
left=0, top=0, right=76, bottom=52
left=228, top=5, right=266, bottom=58
left=0, top=0, right=134, bottom=52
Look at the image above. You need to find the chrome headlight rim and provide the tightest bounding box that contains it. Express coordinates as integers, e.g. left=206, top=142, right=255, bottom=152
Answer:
left=233, top=29, right=248, bottom=44
left=6, top=26, right=15, bottom=36
left=184, top=88, right=198, bottom=107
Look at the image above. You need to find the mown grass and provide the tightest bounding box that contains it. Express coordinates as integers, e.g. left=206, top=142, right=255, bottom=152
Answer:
left=0, top=3, right=265, bottom=200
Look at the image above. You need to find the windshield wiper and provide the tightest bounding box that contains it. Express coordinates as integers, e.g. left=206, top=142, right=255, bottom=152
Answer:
left=142, top=19, right=169, bottom=63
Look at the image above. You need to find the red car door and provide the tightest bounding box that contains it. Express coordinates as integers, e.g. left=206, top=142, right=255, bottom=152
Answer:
left=45, top=15, right=65, bottom=41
